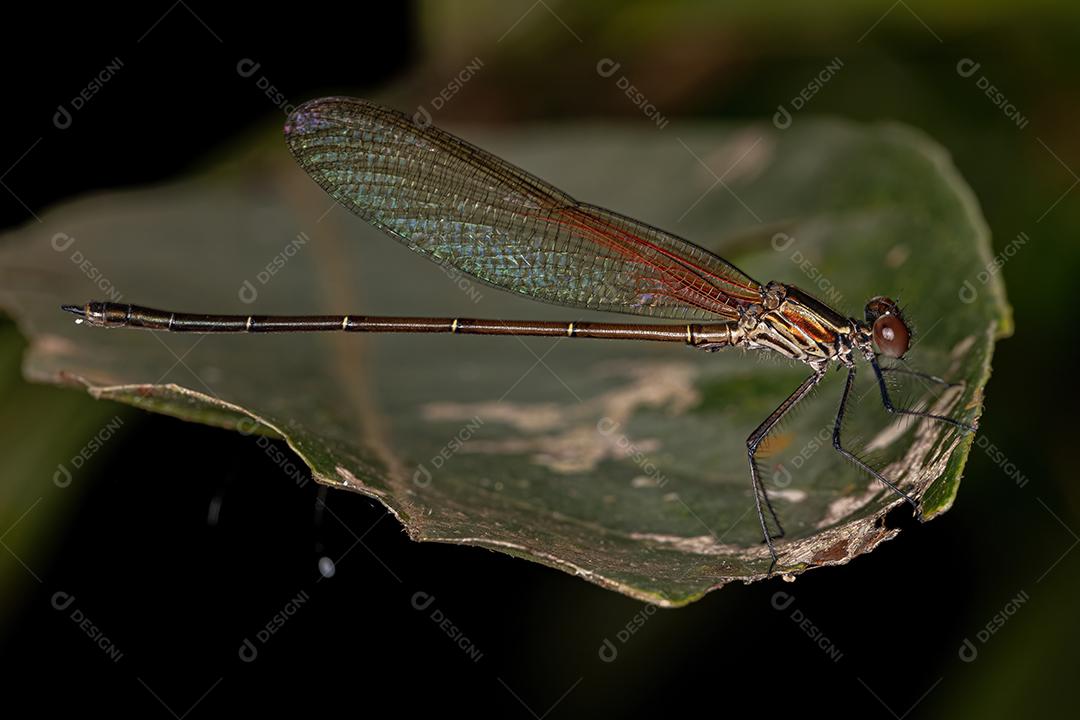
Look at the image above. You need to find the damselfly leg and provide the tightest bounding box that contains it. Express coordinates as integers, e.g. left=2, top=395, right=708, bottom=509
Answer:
left=870, top=357, right=976, bottom=432
left=831, top=365, right=920, bottom=516
left=878, top=361, right=960, bottom=388
left=748, top=369, right=827, bottom=573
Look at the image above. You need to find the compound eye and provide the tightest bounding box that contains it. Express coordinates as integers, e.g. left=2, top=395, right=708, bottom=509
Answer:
left=873, top=314, right=910, bottom=358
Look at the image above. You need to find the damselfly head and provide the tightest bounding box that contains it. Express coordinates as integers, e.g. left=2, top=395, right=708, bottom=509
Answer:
left=864, top=296, right=910, bottom=358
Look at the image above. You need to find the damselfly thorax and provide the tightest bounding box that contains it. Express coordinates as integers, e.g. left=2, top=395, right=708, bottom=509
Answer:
left=721, top=281, right=861, bottom=369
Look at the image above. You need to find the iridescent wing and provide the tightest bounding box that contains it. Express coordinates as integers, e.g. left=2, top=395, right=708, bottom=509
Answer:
left=284, top=97, right=762, bottom=321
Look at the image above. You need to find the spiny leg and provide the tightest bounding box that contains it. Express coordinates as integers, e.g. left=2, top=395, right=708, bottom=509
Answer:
left=877, top=360, right=959, bottom=388
left=747, top=369, right=826, bottom=574
left=832, top=365, right=919, bottom=514
left=870, top=357, right=976, bottom=432
left=758, top=477, right=784, bottom=540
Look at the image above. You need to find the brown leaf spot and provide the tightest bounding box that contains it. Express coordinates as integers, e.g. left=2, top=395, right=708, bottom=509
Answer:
left=812, top=538, right=850, bottom=564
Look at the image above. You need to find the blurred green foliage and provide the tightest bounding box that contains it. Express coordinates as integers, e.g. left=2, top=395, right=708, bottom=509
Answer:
left=0, top=322, right=132, bottom=624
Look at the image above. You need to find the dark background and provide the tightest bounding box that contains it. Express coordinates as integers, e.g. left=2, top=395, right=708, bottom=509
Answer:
left=1, top=2, right=1076, bottom=717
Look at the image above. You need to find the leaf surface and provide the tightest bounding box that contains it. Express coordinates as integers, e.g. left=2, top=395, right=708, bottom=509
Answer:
left=0, top=118, right=1010, bottom=606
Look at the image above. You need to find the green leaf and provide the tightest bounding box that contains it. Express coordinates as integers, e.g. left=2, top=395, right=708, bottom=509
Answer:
left=0, top=118, right=1009, bottom=606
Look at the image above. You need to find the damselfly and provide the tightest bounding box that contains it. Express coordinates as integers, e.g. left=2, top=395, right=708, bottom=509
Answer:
left=62, top=97, right=976, bottom=573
